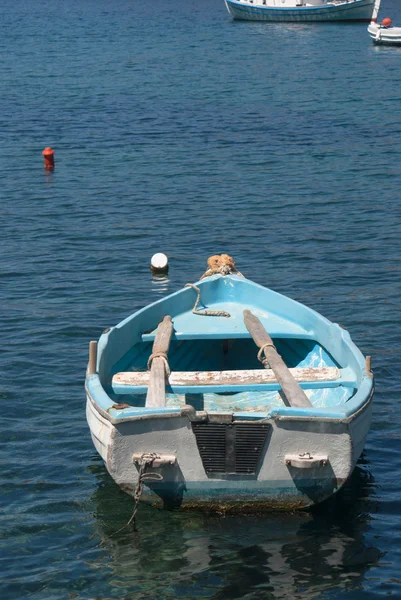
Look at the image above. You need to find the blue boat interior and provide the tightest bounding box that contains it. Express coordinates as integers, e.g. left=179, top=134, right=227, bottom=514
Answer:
left=94, top=275, right=370, bottom=418
left=107, top=337, right=355, bottom=413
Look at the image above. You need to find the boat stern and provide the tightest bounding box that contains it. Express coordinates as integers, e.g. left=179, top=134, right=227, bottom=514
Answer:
left=85, top=398, right=370, bottom=511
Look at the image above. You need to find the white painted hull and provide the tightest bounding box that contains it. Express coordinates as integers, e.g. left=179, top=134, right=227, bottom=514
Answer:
left=368, top=22, right=401, bottom=44
left=86, top=390, right=372, bottom=511
left=225, top=0, right=375, bottom=22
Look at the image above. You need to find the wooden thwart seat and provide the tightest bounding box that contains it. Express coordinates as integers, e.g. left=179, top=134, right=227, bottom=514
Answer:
left=117, top=311, right=349, bottom=409
left=112, top=366, right=343, bottom=395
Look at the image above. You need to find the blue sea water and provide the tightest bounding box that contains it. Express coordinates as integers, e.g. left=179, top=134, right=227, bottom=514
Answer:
left=2, top=0, right=401, bottom=597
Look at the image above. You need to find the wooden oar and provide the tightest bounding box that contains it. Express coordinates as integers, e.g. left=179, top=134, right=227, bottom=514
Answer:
left=146, top=315, right=173, bottom=407
left=243, top=310, right=312, bottom=408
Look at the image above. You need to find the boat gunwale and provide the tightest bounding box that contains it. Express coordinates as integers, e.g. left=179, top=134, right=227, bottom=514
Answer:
left=86, top=373, right=374, bottom=425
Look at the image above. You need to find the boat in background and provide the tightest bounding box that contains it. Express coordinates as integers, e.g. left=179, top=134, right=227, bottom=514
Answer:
left=368, top=19, right=401, bottom=44
left=85, top=255, right=374, bottom=513
left=224, top=0, right=375, bottom=22
left=368, top=0, right=401, bottom=45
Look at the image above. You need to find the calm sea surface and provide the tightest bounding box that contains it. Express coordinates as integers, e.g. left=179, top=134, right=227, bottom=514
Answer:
left=2, top=0, right=401, bottom=598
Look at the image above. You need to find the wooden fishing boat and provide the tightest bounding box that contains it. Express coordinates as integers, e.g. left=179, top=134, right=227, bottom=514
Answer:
left=85, top=256, right=373, bottom=512
left=224, top=0, right=376, bottom=23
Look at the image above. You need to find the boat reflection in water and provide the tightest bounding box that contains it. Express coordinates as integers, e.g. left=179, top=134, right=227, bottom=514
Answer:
left=88, top=457, right=381, bottom=598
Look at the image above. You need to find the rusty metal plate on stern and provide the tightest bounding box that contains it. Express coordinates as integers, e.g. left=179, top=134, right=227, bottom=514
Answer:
left=192, top=421, right=271, bottom=475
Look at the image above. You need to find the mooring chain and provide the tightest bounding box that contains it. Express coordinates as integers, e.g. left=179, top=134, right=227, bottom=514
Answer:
left=184, top=283, right=230, bottom=318
left=111, top=453, right=163, bottom=536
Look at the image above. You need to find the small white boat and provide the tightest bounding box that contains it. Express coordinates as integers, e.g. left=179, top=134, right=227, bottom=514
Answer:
left=368, top=19, right=401, bottom=45
left=367, top=0, right=401, bottom=45
left=224, top=0, right=375, bottom=23
left=85, top=256, right=374, bottom=513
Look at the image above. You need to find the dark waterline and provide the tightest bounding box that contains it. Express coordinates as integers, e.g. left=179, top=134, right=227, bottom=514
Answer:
left=1, top=0, right=401, bottom=598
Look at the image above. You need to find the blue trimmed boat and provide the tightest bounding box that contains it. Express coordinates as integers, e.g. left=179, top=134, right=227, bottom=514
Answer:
left=224, top=0, right=375, bottom=22
left=85, top=259, right=373, bottom=512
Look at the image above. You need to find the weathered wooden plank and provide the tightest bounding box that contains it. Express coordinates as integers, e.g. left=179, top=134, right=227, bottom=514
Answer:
left=113, top=366, right=340, bottom=388
left=243, top=310, right=313, bottom=408
left=146, top=315, right=173, bottom=407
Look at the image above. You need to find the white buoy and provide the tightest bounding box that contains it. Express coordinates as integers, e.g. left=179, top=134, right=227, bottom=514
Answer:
left=150, top=252, right=169, bottom=273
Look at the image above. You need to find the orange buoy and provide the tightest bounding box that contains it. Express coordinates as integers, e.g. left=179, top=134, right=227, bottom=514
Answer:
left=382, top=17, right=392, bottom=28
left=42, top=147, right=55, bottom=169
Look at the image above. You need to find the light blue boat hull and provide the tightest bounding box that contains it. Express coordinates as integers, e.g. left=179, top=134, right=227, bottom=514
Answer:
left=225, top=0, right=375, bottom=22
left=85, top=274, right=374, bottom=511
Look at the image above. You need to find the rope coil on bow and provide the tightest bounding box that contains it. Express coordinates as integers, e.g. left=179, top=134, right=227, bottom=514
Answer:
left=200, top=253, right=244, bottom=280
